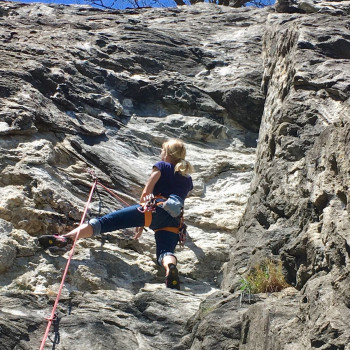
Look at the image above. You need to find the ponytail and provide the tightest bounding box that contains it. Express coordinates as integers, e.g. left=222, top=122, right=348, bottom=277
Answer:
left=175, top=159, right=194, bottom=176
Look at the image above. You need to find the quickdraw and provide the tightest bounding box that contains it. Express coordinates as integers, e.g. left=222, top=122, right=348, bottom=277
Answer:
left=137, top=194, right=158, bottom=214
left=178, top=222, right=187, bottom=247
left=48, top=312, right=60, bottom=345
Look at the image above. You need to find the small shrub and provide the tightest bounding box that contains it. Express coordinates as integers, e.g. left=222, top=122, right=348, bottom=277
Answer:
left=240, top=259, right=290, bottom=294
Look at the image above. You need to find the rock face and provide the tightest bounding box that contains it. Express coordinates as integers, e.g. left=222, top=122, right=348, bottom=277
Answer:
left=0, top=1, right=349, bottom=350
left=220, top=2, right=350, bottom=350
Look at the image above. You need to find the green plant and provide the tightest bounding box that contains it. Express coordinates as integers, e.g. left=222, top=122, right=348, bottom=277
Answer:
left=239, top=276, right=252, bottom=294
left=239, top=259, right=290, bottom=294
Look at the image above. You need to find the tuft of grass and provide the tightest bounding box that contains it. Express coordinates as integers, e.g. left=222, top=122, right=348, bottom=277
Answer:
left=239, top=259, right=290, bottom=294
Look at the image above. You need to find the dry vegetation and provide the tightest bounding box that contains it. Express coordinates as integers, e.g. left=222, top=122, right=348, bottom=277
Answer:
left=240, top=259, right=290, bottom=294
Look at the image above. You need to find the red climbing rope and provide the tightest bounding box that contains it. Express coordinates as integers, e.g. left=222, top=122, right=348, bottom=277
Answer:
left=87, top=167, right=131, bottom=207
left=96, top=181, right=130, bottom=207
left=39, top=178, right=97, bottom=350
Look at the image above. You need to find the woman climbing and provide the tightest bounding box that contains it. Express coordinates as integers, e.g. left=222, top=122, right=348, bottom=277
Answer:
left=38, top=139, right=194, bottom=290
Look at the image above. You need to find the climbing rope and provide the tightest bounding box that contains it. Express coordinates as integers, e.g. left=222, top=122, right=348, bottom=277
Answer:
left=39, top=177, right=97, bottom=350
left=96, top=180, right=130, bottom=207
left=88, top=168, right=130, bottom=207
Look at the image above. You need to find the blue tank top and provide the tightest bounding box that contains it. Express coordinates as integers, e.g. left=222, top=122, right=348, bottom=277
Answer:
left=153, top=161, right=193, bottom=201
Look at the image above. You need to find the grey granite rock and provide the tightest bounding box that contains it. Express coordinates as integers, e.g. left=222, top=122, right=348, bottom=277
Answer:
left=220, top=7, right=350, bottom=350
left=1, top=1, right=350, bottom=350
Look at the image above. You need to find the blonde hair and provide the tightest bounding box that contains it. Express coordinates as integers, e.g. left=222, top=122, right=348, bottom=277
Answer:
left=162, top=139, right=194, bottom=176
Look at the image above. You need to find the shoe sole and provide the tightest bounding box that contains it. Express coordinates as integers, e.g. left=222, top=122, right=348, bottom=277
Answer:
left=166, top=264, right=180, bottom=290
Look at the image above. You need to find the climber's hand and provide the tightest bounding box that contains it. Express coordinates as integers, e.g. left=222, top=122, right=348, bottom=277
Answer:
left=134, top=227, right=143, bottom=240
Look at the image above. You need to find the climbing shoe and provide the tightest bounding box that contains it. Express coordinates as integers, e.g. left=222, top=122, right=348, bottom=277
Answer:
left=38, top=235, right=71, bottom=249
left=165, top=264, right=180, bottom=290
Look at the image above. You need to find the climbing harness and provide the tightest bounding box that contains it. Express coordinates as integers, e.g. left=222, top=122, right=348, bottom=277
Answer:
left=138, top=194, right=158, bottom=227
left=154, top=217, right=187, bottom=247
left=138, top=194, right=158, bottom=214
left=139, top=194, right=187, bottom=247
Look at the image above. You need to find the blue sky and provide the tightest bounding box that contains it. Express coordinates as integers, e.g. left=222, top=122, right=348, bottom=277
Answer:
left=10, top=0, right=274, bottom=10
left=14, top=0, right=94, bottom=6
left=11, top=0, right=187, bottom=9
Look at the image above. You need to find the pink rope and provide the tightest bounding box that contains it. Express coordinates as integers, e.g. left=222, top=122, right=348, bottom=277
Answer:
left=39, top=179, right=97, bottom=350
left=96, top=181, right=131, bottom=207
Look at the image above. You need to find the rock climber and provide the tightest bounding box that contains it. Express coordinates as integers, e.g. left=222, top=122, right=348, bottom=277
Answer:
left=38, top=139, right=194, bottom=290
